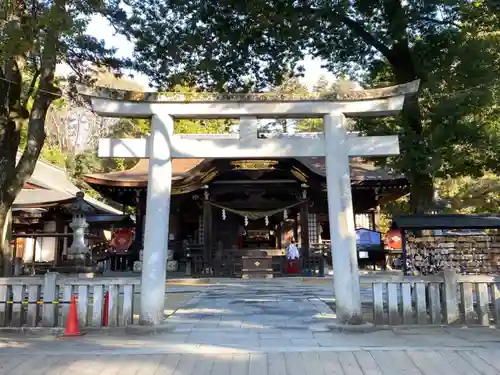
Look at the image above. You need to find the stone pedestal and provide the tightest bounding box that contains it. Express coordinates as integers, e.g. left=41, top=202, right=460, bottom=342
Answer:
left=241, top=250, right=273, bottom=279
left=52, top=261, right=98, bottom=275
left=133, top=261, right=142, bottom=272
left=67, top=216, right=88, bottom=257
left=166, top=249, right=178, bottom=272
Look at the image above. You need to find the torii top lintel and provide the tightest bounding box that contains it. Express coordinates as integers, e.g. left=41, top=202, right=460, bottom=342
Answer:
left=79, top=80, right=419, bottom=119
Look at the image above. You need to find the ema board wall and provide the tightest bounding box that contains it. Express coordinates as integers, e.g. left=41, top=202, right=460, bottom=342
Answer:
left=406, top=235, right=500, bottom=275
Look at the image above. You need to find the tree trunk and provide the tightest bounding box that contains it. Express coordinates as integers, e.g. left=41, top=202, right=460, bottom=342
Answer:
left=388, top=45, right=434, bottom=214
left=0, top=115, right=21, bottom=277
left=0, top=0, right=64, bottom=273
left=377, top=0, right=435, bottom=213
left=396, top=92, right=434, bottom=213
left=0, top=207, right=12, bottom=276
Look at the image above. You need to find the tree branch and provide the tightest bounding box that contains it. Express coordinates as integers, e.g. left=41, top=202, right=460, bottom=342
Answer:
left=417, top=16, right=461, bottom=29
left=379, top=0, right=420, bottom=82
left=4, top=58, right=29, bottom=128
left=0, top=67, right=6, bottom=109
left=335, top=13, right=393, bottom=59
left=2, top=0, right=65, bottom=207
left=22, top=69, right=40, bottom=107
left=5, top=59, right=23, bottom=110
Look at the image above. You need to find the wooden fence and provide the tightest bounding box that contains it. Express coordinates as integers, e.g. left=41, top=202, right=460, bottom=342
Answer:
left=370, top=270, right=500, bottom=326
left=0, top=273, right=140, bottom=328
left=2, top=271, right=500, bottom=328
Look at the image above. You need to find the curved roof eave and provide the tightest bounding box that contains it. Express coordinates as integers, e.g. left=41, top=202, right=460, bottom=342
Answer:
left=84, top=157, right=408, bottom=189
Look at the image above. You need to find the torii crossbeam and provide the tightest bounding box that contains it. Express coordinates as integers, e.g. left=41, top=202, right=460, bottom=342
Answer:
left=82, top=81, right=419, bottom=326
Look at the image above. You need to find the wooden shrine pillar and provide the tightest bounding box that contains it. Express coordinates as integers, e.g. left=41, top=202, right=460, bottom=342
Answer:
left=136, top=190, right=147, bottom=245
left=131, top=190, right=147, bottom=262
left=203, top=191, right=213, bottom=270
left=292, top=206, right=299, bottom=243
left=372, top=205, right=381, bottom=231
left=55, top=218, right=65, bottom=266
left=277, top=221, right=282, bottom=249
left=300, top=200, right=310, bottom=258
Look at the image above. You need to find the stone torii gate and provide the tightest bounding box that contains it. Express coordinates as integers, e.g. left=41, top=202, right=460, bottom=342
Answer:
left=83, top=81, right=419, bottom=325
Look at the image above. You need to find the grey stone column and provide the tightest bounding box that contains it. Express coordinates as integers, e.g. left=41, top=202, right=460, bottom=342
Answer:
left=323, top=112, right=362, bottom=324
left=140, top=114, right=173, bottom=325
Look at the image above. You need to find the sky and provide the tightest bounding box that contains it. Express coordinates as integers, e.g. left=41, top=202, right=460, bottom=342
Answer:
left=78, top=15, right=336, bottom=91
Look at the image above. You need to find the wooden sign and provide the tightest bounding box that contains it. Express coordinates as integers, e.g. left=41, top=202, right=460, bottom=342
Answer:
left=231, top=160, right=278, bottom=170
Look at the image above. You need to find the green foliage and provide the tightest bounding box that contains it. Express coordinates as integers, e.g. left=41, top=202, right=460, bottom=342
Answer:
left=38, top=80, right=236, bottom=204
left=168, top=85, right=236, bottom=134
left=0, top=0, right=130, bottom=217
left=111, top=0, right=500, bottom=213
left=359, top=16, right=500, bottom=177
left=436, top=175, right=500, bottom=214
left=40, top=146, right=66, bottom=168
left=175, top=119, right=233, bottom=134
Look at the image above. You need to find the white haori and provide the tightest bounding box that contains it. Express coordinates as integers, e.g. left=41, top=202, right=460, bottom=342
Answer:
left=286, top=244, right=300, bottom=260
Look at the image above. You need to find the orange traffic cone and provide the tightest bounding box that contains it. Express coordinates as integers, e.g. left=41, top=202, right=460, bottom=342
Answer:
left=58, top=296, right=85, bottom=338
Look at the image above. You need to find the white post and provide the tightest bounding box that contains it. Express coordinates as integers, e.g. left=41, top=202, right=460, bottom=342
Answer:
left=323, top=112, right=363, bottom=324
left=140, top=113, right=173, bottom=325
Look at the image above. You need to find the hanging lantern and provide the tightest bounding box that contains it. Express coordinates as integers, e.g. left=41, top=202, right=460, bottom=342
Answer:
left=222, top=209, right=226, bottom=220
left=283, top=209, right=288, bottom=220
left=265, top=216, right=269, bottom=226
left=244, top=216, right=249, bottom=226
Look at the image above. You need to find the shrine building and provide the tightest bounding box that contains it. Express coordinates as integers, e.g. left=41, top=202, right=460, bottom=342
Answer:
left=84, top=156, right=409, bottom=276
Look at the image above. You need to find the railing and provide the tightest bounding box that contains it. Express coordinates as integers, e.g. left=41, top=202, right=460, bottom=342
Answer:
left=369, top=271, right=500, bottom=326
left=302, top=256, right=325, bottom=277
left=3, top=270, right=500, bottom=328
left=188, top=254, right=325, bottom=277
left=370, top=279, right=444, bottom=325
left=0, top=273, right=140, bottom=328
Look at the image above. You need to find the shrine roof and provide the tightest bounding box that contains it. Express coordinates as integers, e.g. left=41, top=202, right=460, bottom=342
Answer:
left=16, top=152, right=79, bottom=195
left=83, top=157, right=407, bottom=188
left=14, top=189, right=74, bottom=207
left=14, top=152, right=123, bottom=214
left=13, top=188, right=124, bottom=213
left=84, top=159, right=205, bottom=187
left=297, top=157, right=405, bottom=181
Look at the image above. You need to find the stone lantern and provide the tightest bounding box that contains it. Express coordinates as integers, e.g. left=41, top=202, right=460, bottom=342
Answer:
left=63, top=192, right=96, bottom=272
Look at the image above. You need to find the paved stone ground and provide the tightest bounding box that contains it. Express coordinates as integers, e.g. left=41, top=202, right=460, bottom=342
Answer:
left=2, top=279, right=500, bottom=374
left=4, top=351, right=500, bottom=374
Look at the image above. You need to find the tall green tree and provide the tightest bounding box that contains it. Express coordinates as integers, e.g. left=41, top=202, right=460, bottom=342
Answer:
left=115, top=0, right=500, bottom=213
left=437, top=175, right=500, bottom=214
left=41, top=79, right=234, bottom=199
left=0, top=0, right=127, bottom=273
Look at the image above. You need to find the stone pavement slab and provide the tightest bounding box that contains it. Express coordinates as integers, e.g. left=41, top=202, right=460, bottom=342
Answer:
left=1, top=327, right=490, bottom=355
left=1, top=351, right=500, bottom=374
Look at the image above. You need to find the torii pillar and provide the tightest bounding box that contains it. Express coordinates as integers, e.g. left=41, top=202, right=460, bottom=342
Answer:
left=83, top=81, right=419, bottom=325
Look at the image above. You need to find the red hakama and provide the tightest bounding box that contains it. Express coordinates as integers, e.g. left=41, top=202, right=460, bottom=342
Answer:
left=286, top=259, right=300, bottom=274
